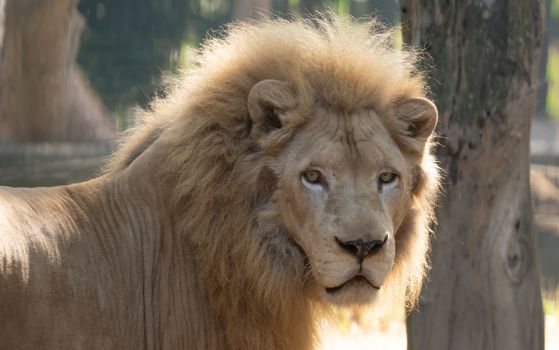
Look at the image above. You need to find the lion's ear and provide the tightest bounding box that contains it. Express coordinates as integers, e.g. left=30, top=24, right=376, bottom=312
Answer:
left=248, top=80, right=298, bottom=139
left=392, top=97, right=438, bottom=153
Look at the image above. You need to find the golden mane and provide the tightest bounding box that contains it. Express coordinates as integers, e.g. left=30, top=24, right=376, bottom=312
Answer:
left=101, top=14, right=439, bottom=349
left=107, top=14, right=427, bottom=171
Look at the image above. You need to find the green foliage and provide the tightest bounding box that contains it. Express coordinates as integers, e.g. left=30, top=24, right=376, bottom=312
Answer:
left=542, top=286, right=559, bottom=320
left=552, top=0, right=559, bottom=18
left=77, top=0, right=231, bottom=112
left=547, top=46, right=559, bottom=118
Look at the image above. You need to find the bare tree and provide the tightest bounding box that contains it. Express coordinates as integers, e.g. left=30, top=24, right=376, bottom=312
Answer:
left=0, top=0, right=113, bottom=142
left=400, top=1, right=545, bottom=349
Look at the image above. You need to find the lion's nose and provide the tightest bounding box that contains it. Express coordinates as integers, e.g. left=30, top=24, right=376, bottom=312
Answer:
left=335, top=235, right=388, bottom=263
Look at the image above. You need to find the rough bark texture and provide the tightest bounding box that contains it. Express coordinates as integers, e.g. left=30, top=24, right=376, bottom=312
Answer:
left=400, top=1, right=545, bottom=349
left=0, top=0, right=114, bottom=142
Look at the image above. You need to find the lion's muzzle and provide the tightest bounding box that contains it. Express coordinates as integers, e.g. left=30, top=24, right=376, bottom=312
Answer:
left=334, top=234, right=388, bottom=264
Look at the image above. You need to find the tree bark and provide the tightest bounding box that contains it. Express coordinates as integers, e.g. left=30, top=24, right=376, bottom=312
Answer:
left=0, top=0, right=114, bottom=142
left=401, top=1, right=545, bottom=349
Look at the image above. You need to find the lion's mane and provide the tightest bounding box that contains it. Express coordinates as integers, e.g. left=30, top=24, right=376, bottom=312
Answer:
left=106, top=14, right=440, bottom=350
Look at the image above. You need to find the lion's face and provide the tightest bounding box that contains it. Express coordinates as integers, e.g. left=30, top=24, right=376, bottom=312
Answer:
left=272, top=108, right=411, bottom=305
left=248, top=80, right=437, bottom=306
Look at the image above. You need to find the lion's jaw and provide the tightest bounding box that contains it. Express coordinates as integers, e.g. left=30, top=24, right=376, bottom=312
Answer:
left=269, top=108, right=410, bottom=306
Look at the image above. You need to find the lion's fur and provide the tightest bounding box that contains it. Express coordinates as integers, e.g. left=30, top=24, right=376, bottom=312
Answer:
left=0, top=15, right=440, bottom=350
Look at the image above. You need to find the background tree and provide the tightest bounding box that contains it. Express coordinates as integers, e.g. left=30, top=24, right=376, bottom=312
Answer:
left=0, top=0, right=113, bottom=142
left=400, top=1, right=545, bottom=349
left=79, top=0, right=198, bottom=111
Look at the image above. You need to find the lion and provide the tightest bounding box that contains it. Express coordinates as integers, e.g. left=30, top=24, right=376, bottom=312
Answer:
left=0, top=15, right=440, bottom=350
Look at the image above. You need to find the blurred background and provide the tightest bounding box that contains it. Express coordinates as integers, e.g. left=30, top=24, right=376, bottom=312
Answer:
left=0, top=0, right=558, bottom=348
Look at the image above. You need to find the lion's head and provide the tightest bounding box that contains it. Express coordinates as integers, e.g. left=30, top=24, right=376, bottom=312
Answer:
left=246, top=79, right=438, bottom=306
left=109, top=17, right=440, bottom=342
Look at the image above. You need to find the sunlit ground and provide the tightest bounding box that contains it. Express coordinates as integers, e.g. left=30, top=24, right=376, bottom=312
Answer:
left=318, top=304, right=407, bottom=349
left=319, top=299, right=559, bottom=349
left=320, top=319, right=406, bottom=349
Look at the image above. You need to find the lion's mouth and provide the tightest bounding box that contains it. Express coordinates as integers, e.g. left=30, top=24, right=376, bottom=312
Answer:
left=324, top=275, right=380, bottom=294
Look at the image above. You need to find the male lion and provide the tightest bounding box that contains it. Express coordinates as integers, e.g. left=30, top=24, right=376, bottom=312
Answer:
left=0, top=15, right=440, bottom=350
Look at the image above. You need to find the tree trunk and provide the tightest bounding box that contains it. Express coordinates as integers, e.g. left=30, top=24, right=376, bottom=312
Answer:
left=400, top=1, right=545, bottom=349
left=0, top=0, right=114, bottom=142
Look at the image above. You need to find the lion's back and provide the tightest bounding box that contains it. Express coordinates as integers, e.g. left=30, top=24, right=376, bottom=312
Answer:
left=0, top=186, right=143, bottom=349
left=0, top=187, right=68, bottom=280
left=0, top=187, right=79, bottom=348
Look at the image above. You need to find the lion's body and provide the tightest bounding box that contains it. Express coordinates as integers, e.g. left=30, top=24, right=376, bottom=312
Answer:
left=0, top=171, right=222, bottom=349
left=0, top=15, right=440, bottom=350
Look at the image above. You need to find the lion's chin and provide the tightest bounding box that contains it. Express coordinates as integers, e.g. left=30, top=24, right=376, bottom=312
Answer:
left=320, top=276, right=380, bottom=306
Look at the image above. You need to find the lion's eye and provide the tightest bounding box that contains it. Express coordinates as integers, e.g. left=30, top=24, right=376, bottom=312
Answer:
left=378, top=171, right=399, bottom=191
left=301, top=169, right=326, bottom=192
left=303, top=170, right=321, bottom=184
left=379, top=172, right=396, bottom=184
